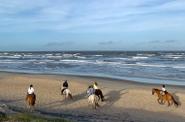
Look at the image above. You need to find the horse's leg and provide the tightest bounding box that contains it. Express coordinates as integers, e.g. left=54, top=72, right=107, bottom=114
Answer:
left=96, top=102, right=100, bottom=107
left=157, top=98, right=161, bottom=104
left=94, top=102, right=96, bottom=109
left=161, top=98, right=165, bottom=104
left=98, top=95, right=100, bottom=101
left=170, top=100, right=173, bottom=106
left=69, top=93, right=73, bottom=99
left=163, top=99, right=166, bottom=105
left=65, top=94, right=67, bottom=100
left=167, top=100, right=170, bottom=106
left=157, top=97, right=163, bottom=104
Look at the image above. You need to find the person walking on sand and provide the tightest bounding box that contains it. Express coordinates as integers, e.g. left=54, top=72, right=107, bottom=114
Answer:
left=61, top=80, right=68, bottom=95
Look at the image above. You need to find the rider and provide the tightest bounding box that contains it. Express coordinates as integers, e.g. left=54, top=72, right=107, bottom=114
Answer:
left=161, top=84, right=167, bottom=95
left=87, top=85, right=95, bottom=97
left=61, top=80, right=68, bottom=94
left=93, top=82, right=99, bottom=90
left=27, top=84, right=36, bottom=99
left=93, top=81, right=104, bottom=101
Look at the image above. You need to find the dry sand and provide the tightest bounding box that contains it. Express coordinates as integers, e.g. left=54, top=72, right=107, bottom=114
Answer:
left=0, top=72, right=185, bottom=122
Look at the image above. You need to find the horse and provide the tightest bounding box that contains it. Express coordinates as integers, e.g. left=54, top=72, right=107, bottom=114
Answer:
left=62, top=88, right=73, bottom=100
left=26, top=94, right=36, bottom=111
left=88, top=94, right=100, bottom=109
left=88, top=85, right=104, bottom=102
left=95, top=89, right=104, bottom=101
left=152, top=88, right=178, bottom=107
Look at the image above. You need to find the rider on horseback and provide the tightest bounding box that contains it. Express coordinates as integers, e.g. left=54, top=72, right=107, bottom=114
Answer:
left=87, top=85, right=95, bottom=97
left=27, top=84, right=36, bottom=99
left=93, top=82, right=104, bottom=101
left=161, top=84, right=167, bottom=95
left=61, top=80, right=68, bottom=95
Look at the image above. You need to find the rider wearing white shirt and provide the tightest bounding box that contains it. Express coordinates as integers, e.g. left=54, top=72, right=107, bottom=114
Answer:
left=161, top=85, right=166, bottom=95
left=28, top=85, right=34, bottom=95
left=27, top=84, right=36, bottom=99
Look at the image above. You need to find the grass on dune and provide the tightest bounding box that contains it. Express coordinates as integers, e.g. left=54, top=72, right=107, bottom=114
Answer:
left=0, top=112, right=70, bottom=122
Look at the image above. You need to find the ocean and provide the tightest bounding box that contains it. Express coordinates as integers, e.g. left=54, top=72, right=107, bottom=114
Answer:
left=0, top=51, right=185, bottom=85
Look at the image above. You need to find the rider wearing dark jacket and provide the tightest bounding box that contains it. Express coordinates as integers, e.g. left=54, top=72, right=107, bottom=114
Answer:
left=61, top=80, right=68, bottom=94
left=63, top=80, right=68, bottom=88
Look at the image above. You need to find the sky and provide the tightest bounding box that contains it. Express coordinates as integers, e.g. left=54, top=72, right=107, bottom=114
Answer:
left=0, top=0, right=185, bottom=51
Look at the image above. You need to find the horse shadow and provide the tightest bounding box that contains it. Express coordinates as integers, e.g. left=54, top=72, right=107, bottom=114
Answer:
left=0, top=98, right=24, bottom=104
left=172, top=92, right=181, bottom=106
left=103, top=89, right=128, bottom=107
left=73, top=91, right=87, bottom=100
left=40, top=91, right=87, bottom=109
left=39, top=100, right=64, bottom=109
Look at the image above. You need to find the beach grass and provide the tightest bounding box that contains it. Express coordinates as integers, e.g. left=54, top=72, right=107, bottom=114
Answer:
left=0, top=113, right=70, bottom=122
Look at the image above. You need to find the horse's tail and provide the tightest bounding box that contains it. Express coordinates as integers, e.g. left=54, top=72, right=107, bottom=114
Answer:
left=69, top=93, right=73, bottom=99
left=172, top=96, right=178, bottom=107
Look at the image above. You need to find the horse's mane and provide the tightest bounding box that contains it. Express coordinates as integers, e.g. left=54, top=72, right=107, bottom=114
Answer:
left=153, top=88, right=160, bottom=91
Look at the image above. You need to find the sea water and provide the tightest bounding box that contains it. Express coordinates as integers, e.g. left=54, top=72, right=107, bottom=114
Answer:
left=0, top=51, right=185, bottom=85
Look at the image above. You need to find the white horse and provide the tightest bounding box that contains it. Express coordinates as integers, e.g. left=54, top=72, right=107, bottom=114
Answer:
left=62, top=88, right=73, bottom=99
left=59, top=80, right=73, bottom=99
left=88, top=94, right=100, bottom=109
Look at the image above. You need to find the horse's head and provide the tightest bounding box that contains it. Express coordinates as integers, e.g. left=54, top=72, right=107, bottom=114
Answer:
left=152, top=88, right=155, bottom=95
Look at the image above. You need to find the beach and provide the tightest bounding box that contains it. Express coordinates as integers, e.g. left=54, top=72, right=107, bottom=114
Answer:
left=0, top=72, right=185, bottom=122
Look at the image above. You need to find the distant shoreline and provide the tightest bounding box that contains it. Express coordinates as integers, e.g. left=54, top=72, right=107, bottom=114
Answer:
left=1, top=50, right=185, bottom=52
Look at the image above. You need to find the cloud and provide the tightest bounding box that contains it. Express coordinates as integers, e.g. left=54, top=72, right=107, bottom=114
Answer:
left=149, top=40, right=178, bottom=44
left=45, top=41, right=74, bottom=47
left=99, top=40, right=122, bottom=45
left=150, top=40, right=161, bottom=43
left=164, top=40, right=177, bottom=43
left=99, top=41, right=114, bottom=45
left=0, top=0, right=185, bottom=32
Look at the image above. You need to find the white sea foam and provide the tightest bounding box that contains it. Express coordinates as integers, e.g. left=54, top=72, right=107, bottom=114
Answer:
left=74, top=56, right=87, bottom=59
left=93, top=55, right=103, bottom=57
left=60, top=59, right=91, bottom=64
left=132, top=56, right=149, bottom=59
left=135, top=63, right=167, bottom=68
left=165, top=54, right=184, bottom=59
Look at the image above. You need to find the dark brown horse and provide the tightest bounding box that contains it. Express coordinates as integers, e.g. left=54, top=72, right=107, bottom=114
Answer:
left=152, top=88, right=178, bottom=107
left=95, top=89, right=104, bottom=102
left=26, top=94, right=36, bottom=111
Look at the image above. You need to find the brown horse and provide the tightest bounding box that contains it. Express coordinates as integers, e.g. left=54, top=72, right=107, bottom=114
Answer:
left=26, top=94, right=36, bottom=111
left=152, top=88, right=178, bottom=107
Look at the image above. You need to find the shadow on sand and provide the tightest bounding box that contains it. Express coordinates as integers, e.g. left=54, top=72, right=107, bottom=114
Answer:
left=0, top=98, right=24, bottom=104
left=39, top=91, right=87, bottom=109
left=104, top=89, right=128, bottom=107
left=172, top=92, right=182, bottom=106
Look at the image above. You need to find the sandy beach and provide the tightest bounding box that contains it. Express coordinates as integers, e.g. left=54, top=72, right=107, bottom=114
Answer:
left=0, top=72, right=185, bottom=122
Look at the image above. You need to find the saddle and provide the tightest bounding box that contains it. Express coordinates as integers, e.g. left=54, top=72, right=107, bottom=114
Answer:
left=27, top=93, right=36, bottom=100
